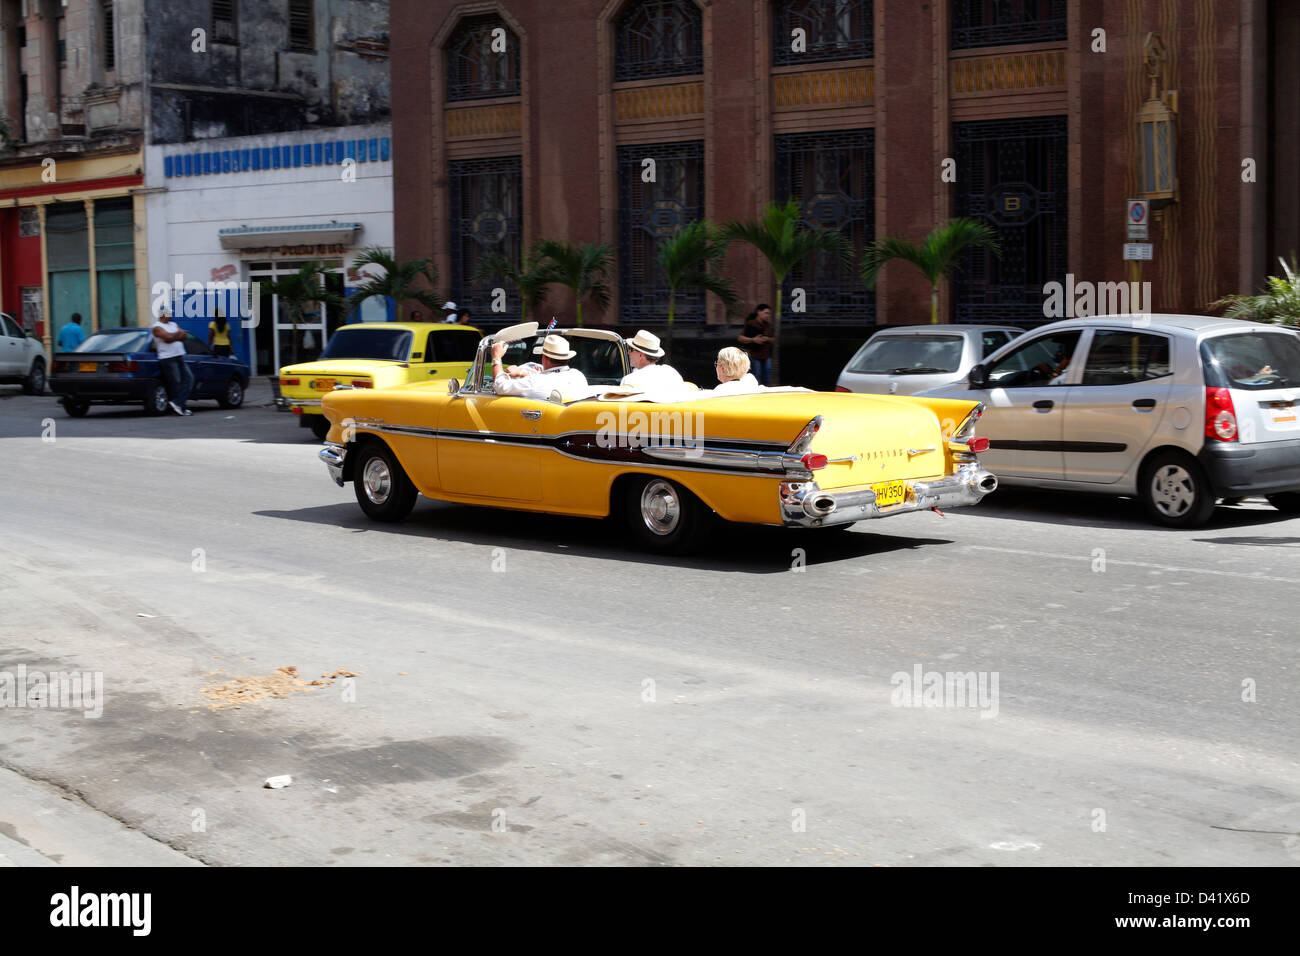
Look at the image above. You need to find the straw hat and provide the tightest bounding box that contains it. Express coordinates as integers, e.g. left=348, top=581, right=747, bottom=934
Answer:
left=539, top=334, right=577, bottom=361
left=625, top=329, right=665, bottom=358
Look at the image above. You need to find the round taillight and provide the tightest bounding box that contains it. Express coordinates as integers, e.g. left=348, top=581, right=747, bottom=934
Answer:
left=801, top=453, right=828, bottom=470
left=967, top=437, right=990, bottom=454
left=1212, top=411, right=1237, bottom=441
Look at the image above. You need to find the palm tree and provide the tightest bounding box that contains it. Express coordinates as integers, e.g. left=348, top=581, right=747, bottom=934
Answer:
left=534, top=239, right=612, bottom=326
left=860, top=218, right=1002, bottom=326
left=722, top=200, right=852, bottom=384
left=263, top=261, right=345, bottom=365
left=1211, top=256, right=1300, bottom=326
left=656, top=221, right=740, bottom=355
left=474, top=241, right=556, bottom=322
left=346, top=246, right=444, bottom=323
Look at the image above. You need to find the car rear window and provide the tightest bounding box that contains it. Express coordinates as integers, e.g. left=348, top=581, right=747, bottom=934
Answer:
left=76, top=330, right=150, bottom=353
left=320, top=328, right=413, bottom=362
left=1200, top=332, right=1300, bottom=391
left=847, top=334, right=965, bottom=374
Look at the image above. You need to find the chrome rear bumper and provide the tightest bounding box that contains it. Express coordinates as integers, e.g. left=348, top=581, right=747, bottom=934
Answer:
left=779, top=464, right=998, bottom=527
left=320, top=442, right=347, bottom=487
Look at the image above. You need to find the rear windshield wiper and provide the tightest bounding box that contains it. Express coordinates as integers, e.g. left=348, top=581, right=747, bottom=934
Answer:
left=889, top=367, right=951, bottom=375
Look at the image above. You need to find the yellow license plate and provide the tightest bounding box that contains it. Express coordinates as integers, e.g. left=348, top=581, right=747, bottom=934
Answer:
left=314, top=378, right=335, bottom=391
left=1275, top=414, right=1296, bottom=423
left=78, top=362, right=98, bottom=372
left=873, top=480, right=909, bottom=508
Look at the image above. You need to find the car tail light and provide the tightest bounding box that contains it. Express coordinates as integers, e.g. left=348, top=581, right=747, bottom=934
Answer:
left=834, top=385, right=851, bottom=392
left=966, top=437, right=990, bottom=454
left=801, top=453, right=828, bottom=470
left=292, top=406, right=303, bottom=415
left=1205, top=387, right=1237, bottom=442
left=350, top=379, right=373, bottom=388
left=106, top=361, right=138, bottom=373
left=54, top=361, right=69, bottom=373
left=281, top=377, right=300, bottom=386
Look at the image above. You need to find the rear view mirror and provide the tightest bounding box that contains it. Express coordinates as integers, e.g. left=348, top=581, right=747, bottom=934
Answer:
left=447, top=378, right=460, bottom=396
left=968, top=364, right=987, bottom=388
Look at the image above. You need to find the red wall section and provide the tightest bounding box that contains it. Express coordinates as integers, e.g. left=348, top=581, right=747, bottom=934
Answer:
left=0, top=208, right=45, bottom=334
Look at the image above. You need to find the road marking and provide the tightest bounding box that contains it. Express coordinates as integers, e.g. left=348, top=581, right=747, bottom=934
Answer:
left=966, top=545, right=1300, bottom=584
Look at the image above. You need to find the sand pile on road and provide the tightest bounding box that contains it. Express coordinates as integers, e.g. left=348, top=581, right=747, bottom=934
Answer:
left=200, top=666, right=358, bottom=710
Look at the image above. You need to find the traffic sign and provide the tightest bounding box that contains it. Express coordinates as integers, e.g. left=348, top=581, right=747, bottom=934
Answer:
left=1127, top=200, right=1149, bottom=240
left=1124, top=242, right=1153, bottom=261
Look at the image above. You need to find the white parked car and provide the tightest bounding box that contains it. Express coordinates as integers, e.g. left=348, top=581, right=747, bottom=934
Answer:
left=836, top=324, right=1023, bottom=395
left=0, top=311, right=46, bottom=394
left=920, top=314, right=1300, bottom=527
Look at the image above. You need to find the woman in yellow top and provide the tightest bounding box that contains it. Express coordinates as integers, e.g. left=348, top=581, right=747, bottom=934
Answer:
left=207, top=314, right=233, bottom=357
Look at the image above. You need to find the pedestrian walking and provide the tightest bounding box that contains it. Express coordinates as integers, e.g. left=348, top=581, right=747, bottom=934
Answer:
left=738, top=303, right=773, bottom=385
left=151, top=308, right=194, bottom=416
left=57, top=313, right=86, bottom=352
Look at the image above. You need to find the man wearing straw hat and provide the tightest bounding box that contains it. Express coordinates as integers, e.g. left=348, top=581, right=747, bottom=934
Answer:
left=620, top=330, right=683, bottom=390
left=490, top=333, right=588, bottom=400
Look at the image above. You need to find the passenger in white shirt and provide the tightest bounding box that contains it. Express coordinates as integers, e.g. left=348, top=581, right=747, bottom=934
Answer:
left=490, top=334, right=588, bottom=400
left=705, top=346, right=763, bottom=396
left=620, top=330, right=684, bottom=390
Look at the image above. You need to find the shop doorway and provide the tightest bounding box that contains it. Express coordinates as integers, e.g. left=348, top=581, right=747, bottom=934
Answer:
left=248, top=259, right=345, bottom=375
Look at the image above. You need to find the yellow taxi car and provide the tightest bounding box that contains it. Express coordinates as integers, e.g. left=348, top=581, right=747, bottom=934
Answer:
left=279, top=322, right=481, bottom=439
left=316, top=322, right=997, bottom=553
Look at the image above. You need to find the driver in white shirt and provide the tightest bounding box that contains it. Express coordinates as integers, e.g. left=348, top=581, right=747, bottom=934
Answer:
left=490, top=334, right=588, bottom=400
left=620, top=330, right=684, bottom=390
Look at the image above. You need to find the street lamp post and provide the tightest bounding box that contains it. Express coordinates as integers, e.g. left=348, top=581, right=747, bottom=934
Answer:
left=1136, top=33, right=1178, bottom=211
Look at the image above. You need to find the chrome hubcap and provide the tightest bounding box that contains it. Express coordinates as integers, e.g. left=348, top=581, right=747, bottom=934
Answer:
left=362, top=457, right=392, bottom=504
left=154, top=387, right=167, bottom=411
left=640, top=479, right=680, bottom=535
left=227, top=381, right=242, bottom=404
left=1151, top=464, right=1195, bottom=517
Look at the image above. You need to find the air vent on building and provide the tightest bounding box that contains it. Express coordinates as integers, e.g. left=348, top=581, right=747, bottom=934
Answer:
left=289, top=0, right=314, bottom=53
left=213, top=0, right=237, bottom=42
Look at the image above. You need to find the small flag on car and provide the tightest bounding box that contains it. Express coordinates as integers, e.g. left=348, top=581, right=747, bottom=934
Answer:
left=546, top=317, right=557, bottom=330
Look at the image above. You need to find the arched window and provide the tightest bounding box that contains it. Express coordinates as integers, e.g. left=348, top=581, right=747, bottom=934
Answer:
left=446, top=14, right=520, bottom=101
left=773, top=1, right=872, bottom=67
left=614, top=0, right=702, bottom=82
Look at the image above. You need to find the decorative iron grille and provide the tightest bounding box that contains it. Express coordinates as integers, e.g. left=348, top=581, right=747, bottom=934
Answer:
left=774, top=128, right=874, bottom=324
left=772, top=0, right=872, bottom=66
left=614, top=0, right=703, bottom=82
left=953, top=116, right=1067, bottom=327
left=448, top=156, right=522, bottom=317
left=446, top=15, right=520, bottom=101
left=951, top=0, right=1066, bottom=50
left=617, top=141, right=705, bottom=322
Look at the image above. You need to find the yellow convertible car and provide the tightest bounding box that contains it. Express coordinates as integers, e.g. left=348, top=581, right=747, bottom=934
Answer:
left=279, top=322, right=481, bottom=439
left=317, top=322, right=997, bottom=553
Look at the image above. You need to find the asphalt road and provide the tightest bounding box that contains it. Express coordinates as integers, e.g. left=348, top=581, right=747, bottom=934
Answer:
left=1, top=381, right=1297, bottom=866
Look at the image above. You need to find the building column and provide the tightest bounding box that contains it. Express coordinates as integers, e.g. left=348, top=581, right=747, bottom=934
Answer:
left=85, top=198, right=99, bottom=332
left=37, top=203, right=50, bottom=358
left=133, top=191, right=150, bottom=325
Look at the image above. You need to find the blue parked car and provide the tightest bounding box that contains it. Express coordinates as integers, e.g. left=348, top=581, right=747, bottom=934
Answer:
left=50, top=327, right=250, bottom=417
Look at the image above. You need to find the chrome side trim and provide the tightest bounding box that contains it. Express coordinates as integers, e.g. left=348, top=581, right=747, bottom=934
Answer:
left=290, top=399, right=323, bottom=407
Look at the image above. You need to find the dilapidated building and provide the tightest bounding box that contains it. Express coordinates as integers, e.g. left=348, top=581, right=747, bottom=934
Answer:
left=0, top=0, right=393, bottom=373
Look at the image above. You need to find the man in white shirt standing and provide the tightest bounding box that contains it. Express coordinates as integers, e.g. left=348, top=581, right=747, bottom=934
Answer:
left=442, top=301, right=459, bottom=324
left=151, top=307, right=193, bottom=415
left=620, top=330, right=683, bottom=390
left=490, top=334, right=588, bottom=400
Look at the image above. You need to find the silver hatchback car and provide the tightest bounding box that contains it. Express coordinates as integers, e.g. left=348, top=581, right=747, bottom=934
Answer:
left=920, top=314, right=1300, bottom=527
left=836, top=324, right=1023, bottom=396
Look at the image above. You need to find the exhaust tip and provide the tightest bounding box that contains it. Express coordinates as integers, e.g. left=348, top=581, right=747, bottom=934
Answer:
left=978, top=475, right=998, bottom=493
left=804, top=494, right=837, bottom=517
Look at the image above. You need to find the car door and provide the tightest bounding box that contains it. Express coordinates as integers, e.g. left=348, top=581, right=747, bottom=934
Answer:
left=949, top=330, right=1084, bottom=480
left=422, top=328, right=480, bottom=385
left=436, top=389, right=564, bottom=501
left=0, top=314, right=23, bottom=375
left=1063, top=329, right=1174, bottom=483
left=183, top=334, right=218, bottom=395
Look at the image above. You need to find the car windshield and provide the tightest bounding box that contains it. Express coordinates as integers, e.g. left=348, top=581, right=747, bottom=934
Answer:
left=847, top=334, right=964, bottom=374
left=491, top=335, right=627, bottom=386
left=319, top=328, right=413, bottom=362
left=1201, top=332, right=1300, bottom=391
left=76, top=330, right=150, bottom=353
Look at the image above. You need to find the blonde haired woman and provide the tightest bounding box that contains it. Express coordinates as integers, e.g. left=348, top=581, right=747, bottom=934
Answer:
left=709, top=346, right=761, bottom=395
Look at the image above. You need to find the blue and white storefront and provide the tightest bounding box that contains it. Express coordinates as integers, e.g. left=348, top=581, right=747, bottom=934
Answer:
left=143, top=123, right=395, bottom=376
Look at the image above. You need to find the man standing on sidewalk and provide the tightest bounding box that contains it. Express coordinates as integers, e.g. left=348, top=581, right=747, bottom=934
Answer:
left=57, top=313, right=86, bottom=352
left=151, top=308, right=193, bottom=416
